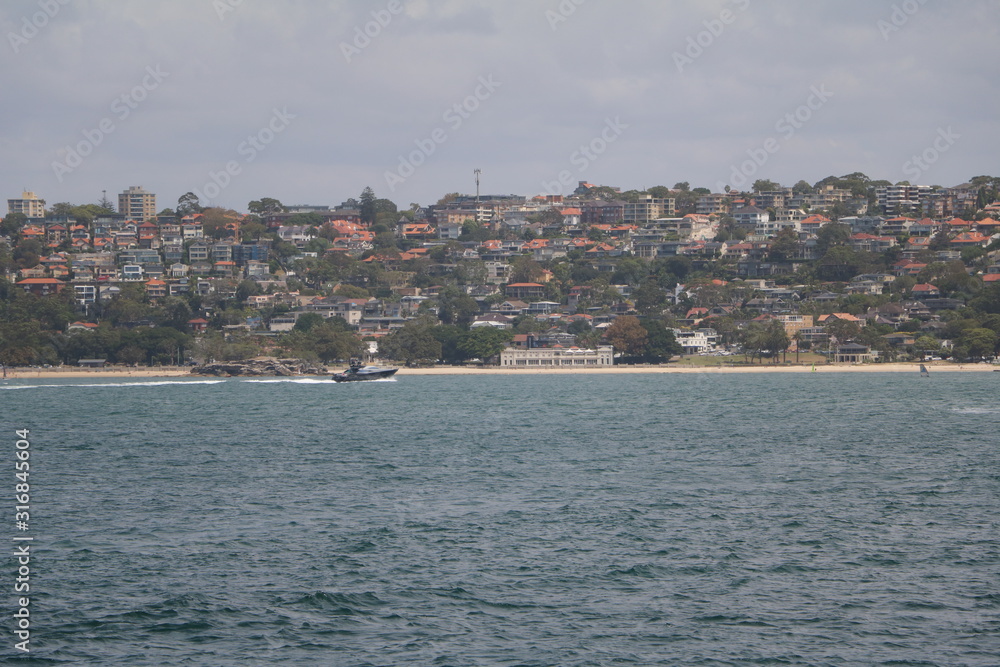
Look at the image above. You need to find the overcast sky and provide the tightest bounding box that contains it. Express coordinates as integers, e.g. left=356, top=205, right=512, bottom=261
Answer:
left=3, top=0, right=997, bottom=213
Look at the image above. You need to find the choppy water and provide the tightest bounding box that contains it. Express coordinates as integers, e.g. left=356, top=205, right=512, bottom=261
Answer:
left=2, top=372, right=999, bottom=665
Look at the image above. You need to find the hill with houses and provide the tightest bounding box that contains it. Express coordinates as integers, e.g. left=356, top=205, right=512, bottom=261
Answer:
left=3, top=175, right=1000, bottom=368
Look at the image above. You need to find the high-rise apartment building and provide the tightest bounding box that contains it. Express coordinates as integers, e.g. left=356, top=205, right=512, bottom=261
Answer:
left=7, top=191, right=45, bottom=219
left=119, top=186, right=157, bottom=222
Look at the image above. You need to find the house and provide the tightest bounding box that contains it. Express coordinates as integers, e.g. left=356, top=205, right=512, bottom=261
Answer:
left=835, top=342, right=874, bottom=363
left=911, top=283, right=940, bottom=298
left=673, top=328, right=718, bottom=354
left=437, top=221, right=462, bottom=240
left=121, top=264, right=144, bottom=281
left=817, top=313, right=862, bottom=325
left=504, top=283, right=546, bottom=300
left=732, top=205, right=772, bottom=233
left=187, top=318, right=209, bottom=333
left=16, top=278, right=66, bottom=296
left=496, top=300, right=529, bottom=316
left=145, top=279, right=167, bottom=299
left=950, top=232, right=991, bottom=247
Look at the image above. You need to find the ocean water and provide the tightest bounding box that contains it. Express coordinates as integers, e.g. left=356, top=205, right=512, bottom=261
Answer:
left=2, top=371, right=999, bottom=665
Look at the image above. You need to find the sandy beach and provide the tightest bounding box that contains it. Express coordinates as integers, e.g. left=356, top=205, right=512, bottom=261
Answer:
left=4, top=361, right=997, bottom=380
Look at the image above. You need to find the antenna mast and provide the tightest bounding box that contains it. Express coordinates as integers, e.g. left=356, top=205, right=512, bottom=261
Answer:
left=474, top=168, right=481, bottom=222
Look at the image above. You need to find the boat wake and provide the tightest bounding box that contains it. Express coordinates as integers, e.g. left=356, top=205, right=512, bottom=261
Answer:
left=950, top=406, right=1000, bottom=415
left=1, top=379, right=228, bottom=391
left=242, top=378, right=333, bottom=384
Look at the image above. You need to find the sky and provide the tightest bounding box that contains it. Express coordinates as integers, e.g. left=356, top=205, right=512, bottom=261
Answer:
left=2, top=0, right=998, bottom=214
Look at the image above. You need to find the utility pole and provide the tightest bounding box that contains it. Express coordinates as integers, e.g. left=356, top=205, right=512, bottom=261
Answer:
left=474, top=168, right=481, bottom=223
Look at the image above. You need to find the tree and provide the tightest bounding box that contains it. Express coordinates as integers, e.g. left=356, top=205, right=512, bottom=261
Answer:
left=815, top=222, right=852, bottom=255
left=457, top=327, right=512, bottom=363
left=913, top=335, right=941, bottom=359
left=957, top=327, right=998, bottom=361
left=642, top=320, right=682, bottom=363
left=379, top=317, right=441, bottom=364
left=293, top=312, right=326, bottom=333
left=176, top=192, right=203, bottom=217
left=753, top=179, right=781, bottom=192
left=741, top=319, right=790, bottom=363
left=633, top=278, right=667, bottom=316
left=792, top=180, right=814, bottom=195
left=436, top=288, right=480, bottom=327
left=768, top=227, right=799, bottom=262
left=509, top=256, right=543, bottom=284
left=824, top=317, right=862, bottom=344
left=431, top=324, right=466, bottom=364
left=307, top=323, right=362, bottom=363
left=247, top=197, right=285, bottom=219
left=1, top=212, right=27, bottom=237
left=359, top=187, right=377, bottom=226
left=240, top=219, right=267, bottom=241
left=200, top=208, right=239, bottom=239
left=334, top=284, right=370, bottom=299
left=817, top=246, right=867, bottom=282
left=606, top=315, right=647, bottom=361
left=969, top=284, right=1000, bottom=314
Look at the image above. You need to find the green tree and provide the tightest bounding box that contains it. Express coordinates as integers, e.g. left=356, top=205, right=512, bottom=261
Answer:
left=913, top=335, right=941, bottom=359
left=509, top=256, right=543, bottom=284
left=824, top=318, right=862, bottom=344
left=293, top=312, right=326, bottom=332
left=815, top=222, right=852, bottom=255
left=247, top=197, right=285, bottom=218
left=379, top=317, right=441, bottom=364
left=359, top=186, right=377, bottom=226
left=753, top=179, right=781, bottom=192
left=957, top=327, right=998, bottom=361
left=768, top=227, right=799, bottom=262
left=792, top=180, right=814, bottom=195
left=431, top=324, right=466, bottom=364
left=1, top=212, right=27, bottom=237
left=176, top=192, right=203, bottom=217
left=436, top=288, right=480, bottom=327
left=642, top=320, right=682, bottom=363
left=457, top=327, right=513, bottom=363
left=306, top=323, right=362, bottom=363
left=633, top=278, right=667, bottom=316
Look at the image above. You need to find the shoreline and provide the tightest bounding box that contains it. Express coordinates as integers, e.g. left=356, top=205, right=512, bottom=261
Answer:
left=3, top=361, right=997, bottom=379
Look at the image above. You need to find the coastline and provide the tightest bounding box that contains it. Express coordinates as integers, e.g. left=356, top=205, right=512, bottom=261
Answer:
left=4, top=361, right=996, bottom=380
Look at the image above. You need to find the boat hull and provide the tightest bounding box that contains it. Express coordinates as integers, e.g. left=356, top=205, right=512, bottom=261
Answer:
left=331, top=367, right=398, bottom=382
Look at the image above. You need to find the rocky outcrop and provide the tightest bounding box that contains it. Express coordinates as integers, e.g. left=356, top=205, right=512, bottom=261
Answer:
left=191, top=357, right=326, bottom=377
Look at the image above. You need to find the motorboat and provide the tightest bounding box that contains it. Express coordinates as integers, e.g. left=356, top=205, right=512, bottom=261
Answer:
left=331, top=360, right=398, bottom=382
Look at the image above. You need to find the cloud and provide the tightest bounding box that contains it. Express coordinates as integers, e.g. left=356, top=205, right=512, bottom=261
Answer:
left=1, top=0, right=998, bottom=210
